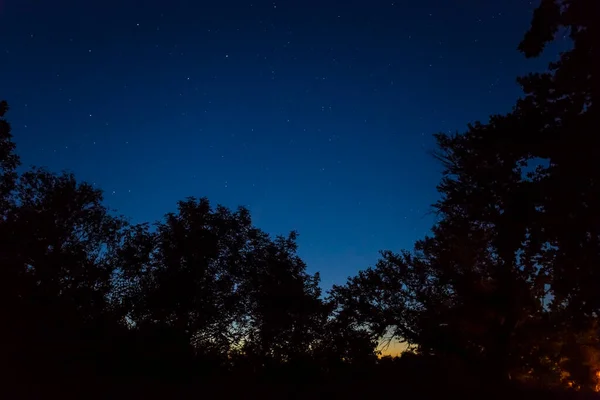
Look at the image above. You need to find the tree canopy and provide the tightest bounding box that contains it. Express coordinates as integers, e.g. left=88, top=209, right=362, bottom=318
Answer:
left=331, top=0, right=598, bottom=391
left=2, top=0, right=597, bottom=397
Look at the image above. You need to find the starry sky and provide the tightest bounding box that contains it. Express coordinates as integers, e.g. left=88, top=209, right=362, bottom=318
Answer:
left=1, top=0, right=562, bottom=289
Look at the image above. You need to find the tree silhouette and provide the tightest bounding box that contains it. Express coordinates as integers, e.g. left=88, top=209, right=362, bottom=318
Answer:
left=331, top=0, right=597, bottom=390
left=112, top=197, right=342, bottom=382
left=239, top=231, right=328, bottom=366
left=2, top=167, right=126, bottom=384
left=433, top=0, right=598, bottom=388
left=118, top=198, right=251, bottom=360
left=1, top=1, right=597, bottom=397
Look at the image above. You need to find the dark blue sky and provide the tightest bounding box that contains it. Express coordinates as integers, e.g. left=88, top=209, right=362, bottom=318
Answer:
left=1, top=0, right=561, bottom=288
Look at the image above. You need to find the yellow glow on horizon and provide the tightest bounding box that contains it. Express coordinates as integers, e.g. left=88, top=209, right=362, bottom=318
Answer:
left=378, top=340, right=408, bottom=357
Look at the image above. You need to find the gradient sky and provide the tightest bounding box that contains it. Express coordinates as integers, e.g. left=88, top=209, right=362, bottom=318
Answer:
left=1, top=0, right=562, bottom=289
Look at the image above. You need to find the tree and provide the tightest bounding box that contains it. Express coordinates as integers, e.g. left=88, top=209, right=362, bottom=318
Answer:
left=432, top=0, right=598, bottom=388
left=1, top=166, right=126, bottom=382
left=115, top=198, right=254, bottom=372
left=331, top=0, right=598, bottom=389
left=329, top=223, right=543, bottom=384
left=239, top=230, right=329, bottom=367
left=115, top=197, right=333, bottom=378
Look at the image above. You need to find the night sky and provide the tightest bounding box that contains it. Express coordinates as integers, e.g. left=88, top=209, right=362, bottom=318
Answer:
left=1, top=0, right=562, bottom=289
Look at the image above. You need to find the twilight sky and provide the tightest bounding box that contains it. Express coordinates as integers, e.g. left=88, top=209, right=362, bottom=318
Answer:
left=1, top=0, right=562, bottom=288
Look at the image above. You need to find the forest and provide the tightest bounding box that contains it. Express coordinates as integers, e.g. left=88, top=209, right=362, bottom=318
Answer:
left=2, top=0, right=597, bottom=398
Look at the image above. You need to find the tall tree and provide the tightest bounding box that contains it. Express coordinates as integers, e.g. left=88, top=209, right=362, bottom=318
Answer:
left=331, top=0, right=598, bottom=389
left=239, top=230, right=328, bottom=366
left=116, top=198, right=253, bottom=366
left=2, top=167, right=126, bottom=382
left=433, top=0, right=598, bottom=388
left=115, top=197, right=332, bottom=375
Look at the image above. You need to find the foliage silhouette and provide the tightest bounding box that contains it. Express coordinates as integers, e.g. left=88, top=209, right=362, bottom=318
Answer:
left=331, top=0, right=598, bottom=392
left=2, top=0, right=598, bottom=397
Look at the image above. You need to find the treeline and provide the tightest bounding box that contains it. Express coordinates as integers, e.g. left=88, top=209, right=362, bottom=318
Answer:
left=2, top=0, right=598, bottom=397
